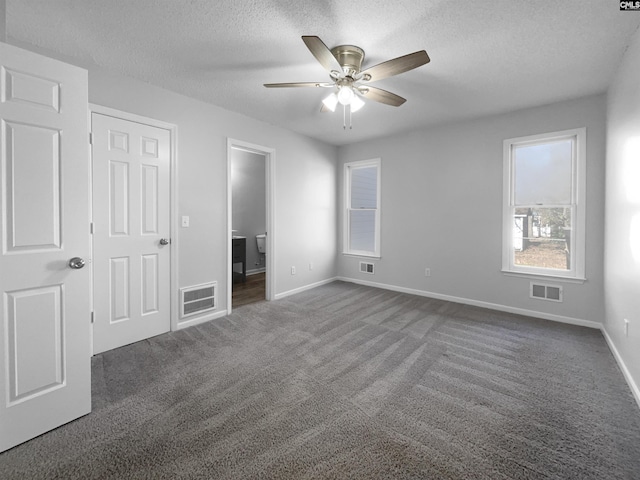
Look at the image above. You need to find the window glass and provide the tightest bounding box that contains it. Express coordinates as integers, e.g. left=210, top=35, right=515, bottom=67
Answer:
left=514, top=140, right=572, bottom=205
left=349, top=210, right=376, bottom=252
left=512, top=207, right=572, bottom=271
left=350, top=166, right=378, bottom=209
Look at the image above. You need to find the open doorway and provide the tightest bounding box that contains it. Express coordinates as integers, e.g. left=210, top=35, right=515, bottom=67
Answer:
left=227, top=139, right=274, bottom=311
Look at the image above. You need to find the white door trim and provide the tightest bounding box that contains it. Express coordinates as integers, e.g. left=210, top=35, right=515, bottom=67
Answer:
left=227, top=138, right=276, bottom=313
left=88, top=104, right=179, bottom=338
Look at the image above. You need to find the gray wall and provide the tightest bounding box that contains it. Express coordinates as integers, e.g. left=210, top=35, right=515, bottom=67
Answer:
left=337, top=94, right=606, bottom=325
left=232, top=149, right=266, bottom=273
left=605, top=26, right=640, bottom=398
left=0, top=0, right=5, bottom=42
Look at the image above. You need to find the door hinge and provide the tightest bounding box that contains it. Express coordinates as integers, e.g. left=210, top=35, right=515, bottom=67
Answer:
left=90, top=311, right=95, bottom=324
left=90, top=222, right=94, bottom=234
left=89, top=132, right=93, bottom=145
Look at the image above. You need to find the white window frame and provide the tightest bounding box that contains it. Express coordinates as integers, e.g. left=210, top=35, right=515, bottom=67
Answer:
left=344, top=158, right=381, bottom=258
left=502, top=128, right=586, bottom=280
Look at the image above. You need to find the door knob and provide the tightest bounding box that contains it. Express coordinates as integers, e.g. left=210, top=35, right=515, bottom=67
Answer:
left=159, top=238, right=170, bottom=245
left=68, top=257, right=86, bottom=269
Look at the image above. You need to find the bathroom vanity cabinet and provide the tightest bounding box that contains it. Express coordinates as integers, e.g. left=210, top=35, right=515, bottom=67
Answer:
left=232, top=236, right=246, bottom=283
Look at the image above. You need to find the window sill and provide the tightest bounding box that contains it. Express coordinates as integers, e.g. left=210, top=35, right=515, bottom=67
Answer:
left=501, top=270, right=586, bottom=284
left=342, top=252, right=381, bottom=259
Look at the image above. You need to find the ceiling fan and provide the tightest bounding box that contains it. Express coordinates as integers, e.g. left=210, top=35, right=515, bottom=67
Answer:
left=264, top=36, right=430, bottom=128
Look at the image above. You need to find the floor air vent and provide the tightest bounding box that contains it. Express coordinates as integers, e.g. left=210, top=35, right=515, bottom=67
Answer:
left=530, top=282, right=563, bottom=302
left=180, top=282, right=217, bottom=318
left=359, top=261, right=375, bottom=274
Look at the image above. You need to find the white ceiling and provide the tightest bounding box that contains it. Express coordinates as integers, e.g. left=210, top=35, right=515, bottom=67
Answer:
left=7, top=1, right=640, bottom=146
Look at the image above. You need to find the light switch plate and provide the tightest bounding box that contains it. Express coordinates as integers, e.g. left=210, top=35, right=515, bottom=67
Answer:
left=181, top=216, right=190, bottom=227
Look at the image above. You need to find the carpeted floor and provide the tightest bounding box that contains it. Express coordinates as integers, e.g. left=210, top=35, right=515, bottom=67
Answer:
left=1, top=281, right=640, bottom=479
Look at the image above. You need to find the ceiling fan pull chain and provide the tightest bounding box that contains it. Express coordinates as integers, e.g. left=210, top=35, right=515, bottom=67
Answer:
left=349, top=105, right=353, bottom=130
left=343, top=104, right=346, bottom=130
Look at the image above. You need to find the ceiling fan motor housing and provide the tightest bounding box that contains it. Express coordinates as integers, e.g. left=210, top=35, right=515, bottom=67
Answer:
left=330, top=45, right=365, bottom=77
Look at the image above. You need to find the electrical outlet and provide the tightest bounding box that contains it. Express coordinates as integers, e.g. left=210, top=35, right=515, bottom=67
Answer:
left=291, top=266, right=296, bottom=275
left=625, top=318, right=630, bottom=337
left=425, top=268, right=431, bottom=277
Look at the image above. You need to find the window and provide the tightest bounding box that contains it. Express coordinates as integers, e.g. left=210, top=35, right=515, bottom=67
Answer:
left=502, top=128, right=586, bottom=279
left=344, top=158, right=381, bottom=257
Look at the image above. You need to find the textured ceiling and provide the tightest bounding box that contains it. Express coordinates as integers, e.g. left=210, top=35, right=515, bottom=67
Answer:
left=7, top=1, right=640, bottom=146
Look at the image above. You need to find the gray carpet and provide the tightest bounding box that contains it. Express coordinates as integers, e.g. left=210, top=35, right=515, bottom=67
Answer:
left=1, top=281, right=639, bottom=479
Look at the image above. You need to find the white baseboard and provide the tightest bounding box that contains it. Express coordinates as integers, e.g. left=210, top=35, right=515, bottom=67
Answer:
left=274, top=277, right=338, bottom=300
left=335, top=276, right=601, bottom=329
left=246, top=268, right=266, bottom=275
left=600, top=326, right=640, bottom=411
left=176, top=308, right=228, bottom=330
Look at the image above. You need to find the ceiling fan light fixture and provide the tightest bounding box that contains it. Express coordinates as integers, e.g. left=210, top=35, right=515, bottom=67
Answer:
left=350, top=94, right=365, bottom=112
left=337, top=85, right=355, bottom=106
left=322, top=92, right=338, bottom=112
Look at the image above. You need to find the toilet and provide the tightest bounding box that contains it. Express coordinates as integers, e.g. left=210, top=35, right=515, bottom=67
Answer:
left=256, top=234, right=266, bottom=253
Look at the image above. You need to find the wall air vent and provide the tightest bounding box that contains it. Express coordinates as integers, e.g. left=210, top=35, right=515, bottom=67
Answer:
left=530, top=282, right=563, bottom=302
left=180, top=282, right=217, bottom=318
left=359, top=261, right=375, bottom=274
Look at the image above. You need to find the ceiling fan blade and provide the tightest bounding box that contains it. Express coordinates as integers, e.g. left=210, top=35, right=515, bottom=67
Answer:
left=360, top=86, right=406, bottom=106
left=302, top=36, right=343, bottom=74
left=320, top=103, right=332, bottom=113
left=264, top=82, right=333, bottom=88
left=360, top=50, right=430, bottom=83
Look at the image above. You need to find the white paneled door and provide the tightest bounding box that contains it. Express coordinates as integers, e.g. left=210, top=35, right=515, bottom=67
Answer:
left=0, top=43, right=91, bottom=452
left=91, top=114, right=171, bottom=354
